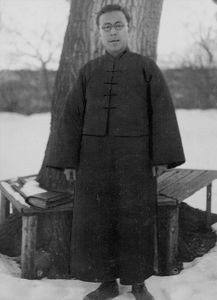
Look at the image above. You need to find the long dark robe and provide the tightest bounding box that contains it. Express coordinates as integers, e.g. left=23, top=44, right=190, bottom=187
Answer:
left=70, top=135, right=157, bottom=284
left=46, top=48, right=185, bottom=284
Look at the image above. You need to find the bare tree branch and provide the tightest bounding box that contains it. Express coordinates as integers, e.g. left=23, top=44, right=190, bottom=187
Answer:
left=183, top=21, right=217, bottom=68
left=5, top=23, right=62, bottom=70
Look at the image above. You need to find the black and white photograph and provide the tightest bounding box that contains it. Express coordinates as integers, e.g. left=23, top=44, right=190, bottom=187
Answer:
left=0, top=1, right=217, bottom=299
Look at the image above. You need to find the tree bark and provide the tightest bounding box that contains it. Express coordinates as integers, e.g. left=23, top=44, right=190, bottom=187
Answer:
left=35, top=0, right=163, bottom=277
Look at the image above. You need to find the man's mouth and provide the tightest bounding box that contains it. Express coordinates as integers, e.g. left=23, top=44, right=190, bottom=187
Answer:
left=109, top=40, right=120, bottom=43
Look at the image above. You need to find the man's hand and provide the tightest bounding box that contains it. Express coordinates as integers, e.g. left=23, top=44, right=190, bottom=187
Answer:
left=152, top=165, right=167, bottom=177
left=64, top=168, right=77, bottom=183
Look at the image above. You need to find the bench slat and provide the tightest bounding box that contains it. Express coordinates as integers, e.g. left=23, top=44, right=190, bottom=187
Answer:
left=157, top=169, right=176, bottom=185
left=158, top=169, right=192, bottom=191
left=160, top=169, right=206, bottom=195
left=162, top=170, right=217, bottom=202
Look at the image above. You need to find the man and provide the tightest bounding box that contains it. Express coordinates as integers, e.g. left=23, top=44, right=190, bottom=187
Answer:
left=47, top=4, right=185, bottom=300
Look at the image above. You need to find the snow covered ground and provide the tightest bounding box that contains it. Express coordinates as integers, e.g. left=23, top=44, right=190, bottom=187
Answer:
left=0, top=110, right=217, bottom=300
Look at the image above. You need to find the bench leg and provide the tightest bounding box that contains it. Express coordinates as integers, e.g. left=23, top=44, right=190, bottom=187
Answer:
left=206, top=183, right=212, bottom=228
left=21, top=215, right=38, bottom=279
left=166, top=205, right=180, bottom=274
left=0, top=192, right=10, bottom=225
left=153, top=214, right=159, bottom=274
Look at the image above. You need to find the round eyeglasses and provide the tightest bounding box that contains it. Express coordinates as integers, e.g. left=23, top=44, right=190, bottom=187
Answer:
left=101, top=21, right=126, bottom=32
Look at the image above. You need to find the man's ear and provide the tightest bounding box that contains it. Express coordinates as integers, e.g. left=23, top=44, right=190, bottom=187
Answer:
left=127, top=23, right=131, bottom=33
left=127, top=24, right=132, bottom=38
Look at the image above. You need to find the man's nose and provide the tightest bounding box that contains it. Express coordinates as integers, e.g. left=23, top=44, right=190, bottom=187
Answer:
left=110, top=27, right=118, bottom=35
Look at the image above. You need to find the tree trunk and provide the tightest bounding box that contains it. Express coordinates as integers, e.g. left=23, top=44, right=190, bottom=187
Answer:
left=34, top=0, right=164, bottom=278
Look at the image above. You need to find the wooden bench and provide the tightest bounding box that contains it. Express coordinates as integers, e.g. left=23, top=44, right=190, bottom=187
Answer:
left=0, top=168, right=217, bottom=279
left=157, top=168, right=217, bottom=274
left=0, top=176, right=73, bottom=279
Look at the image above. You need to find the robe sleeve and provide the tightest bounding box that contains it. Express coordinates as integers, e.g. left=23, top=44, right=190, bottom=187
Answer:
left=148, top=59, right=185, bottom=168
left=46, top=68, right=86, bottom=170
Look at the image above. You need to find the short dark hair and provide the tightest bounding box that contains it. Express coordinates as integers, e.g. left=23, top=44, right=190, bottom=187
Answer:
left=96, top=4, right=131, bottom=27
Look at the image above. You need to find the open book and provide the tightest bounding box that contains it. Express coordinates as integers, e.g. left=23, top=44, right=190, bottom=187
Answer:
left=11, top=177, right=73, bottom=209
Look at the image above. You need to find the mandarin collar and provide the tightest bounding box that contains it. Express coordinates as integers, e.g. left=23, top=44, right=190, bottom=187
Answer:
left=105, top=47, right=130, bottom=60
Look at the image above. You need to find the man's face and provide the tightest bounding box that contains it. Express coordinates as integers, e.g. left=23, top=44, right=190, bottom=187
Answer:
left=99, top=10, right=129, bottom=56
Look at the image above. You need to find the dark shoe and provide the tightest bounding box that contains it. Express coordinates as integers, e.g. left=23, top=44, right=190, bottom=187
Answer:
left=132, top=283, right=155, bottom=300
left=83, top=280, right=119, bottom=300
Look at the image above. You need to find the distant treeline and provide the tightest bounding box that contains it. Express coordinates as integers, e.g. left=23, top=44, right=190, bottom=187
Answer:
left=0, top=68, right=216, bottom=115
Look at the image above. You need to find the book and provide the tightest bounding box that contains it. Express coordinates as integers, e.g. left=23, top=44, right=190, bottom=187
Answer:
left=10, top=178, right=73, bottom=209
left=25, top=191, right=73, bottom=209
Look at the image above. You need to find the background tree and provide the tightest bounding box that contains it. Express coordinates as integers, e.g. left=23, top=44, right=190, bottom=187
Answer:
left=182, top=24, right=217, bottom=68
left=180, top=21, right=217, bottom=108
left=5, top=25, right=62, bottom=102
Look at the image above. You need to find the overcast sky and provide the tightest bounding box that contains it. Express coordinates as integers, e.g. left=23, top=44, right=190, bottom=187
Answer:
left=0, top=0, right=217, bottom=69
